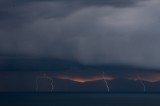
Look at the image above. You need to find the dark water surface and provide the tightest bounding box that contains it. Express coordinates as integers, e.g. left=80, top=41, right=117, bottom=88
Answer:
left=0, top=92, right=160, bottom=106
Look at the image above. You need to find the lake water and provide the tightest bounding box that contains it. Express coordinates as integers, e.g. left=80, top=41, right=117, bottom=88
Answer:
left=0, top=92, right=160, bottom=106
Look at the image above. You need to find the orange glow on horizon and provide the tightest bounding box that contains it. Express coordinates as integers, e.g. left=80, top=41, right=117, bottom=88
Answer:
left=57, top=72, right=160, bottom=83
left=129, top=72, right=160, bottom=83
left=56, top=76, right=114, bottom=83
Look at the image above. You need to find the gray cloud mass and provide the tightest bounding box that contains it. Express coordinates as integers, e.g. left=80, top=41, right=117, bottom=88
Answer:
left=0, top=0, right=160, bottom=68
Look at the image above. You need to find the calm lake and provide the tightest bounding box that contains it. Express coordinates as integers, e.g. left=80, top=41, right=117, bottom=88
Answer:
left=0, top=92, right=160, bottom=106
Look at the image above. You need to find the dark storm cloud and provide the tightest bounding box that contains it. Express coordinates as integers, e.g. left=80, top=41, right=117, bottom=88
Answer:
left=1, top=57, right=159, bottom=80
left=0, top=0, right=139, bottom=24
left=1, top=0, right=160, bottom=69
left=0, top=0, right=139, bottom=7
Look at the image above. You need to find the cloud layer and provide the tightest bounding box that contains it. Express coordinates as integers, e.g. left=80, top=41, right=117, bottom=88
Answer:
left=1, top=0, right=160, bottom=68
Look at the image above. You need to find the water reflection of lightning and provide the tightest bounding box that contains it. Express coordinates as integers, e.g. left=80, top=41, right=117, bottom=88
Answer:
left=136, top=74, right=146, bottom=92
left=36, top=73, right=54, bottom=92
left=102, top=72, right=110, bottom=93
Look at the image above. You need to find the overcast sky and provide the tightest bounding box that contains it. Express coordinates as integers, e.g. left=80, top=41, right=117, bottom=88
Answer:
left=1, top=0, right=160, bottom=68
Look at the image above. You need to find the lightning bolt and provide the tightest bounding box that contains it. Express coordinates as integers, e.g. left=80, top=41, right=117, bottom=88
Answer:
left=102, top=71, right=110, bottom=93
left=136, top=74, right=146, bottom=92
left=36, top=72, right=54, bottom=92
